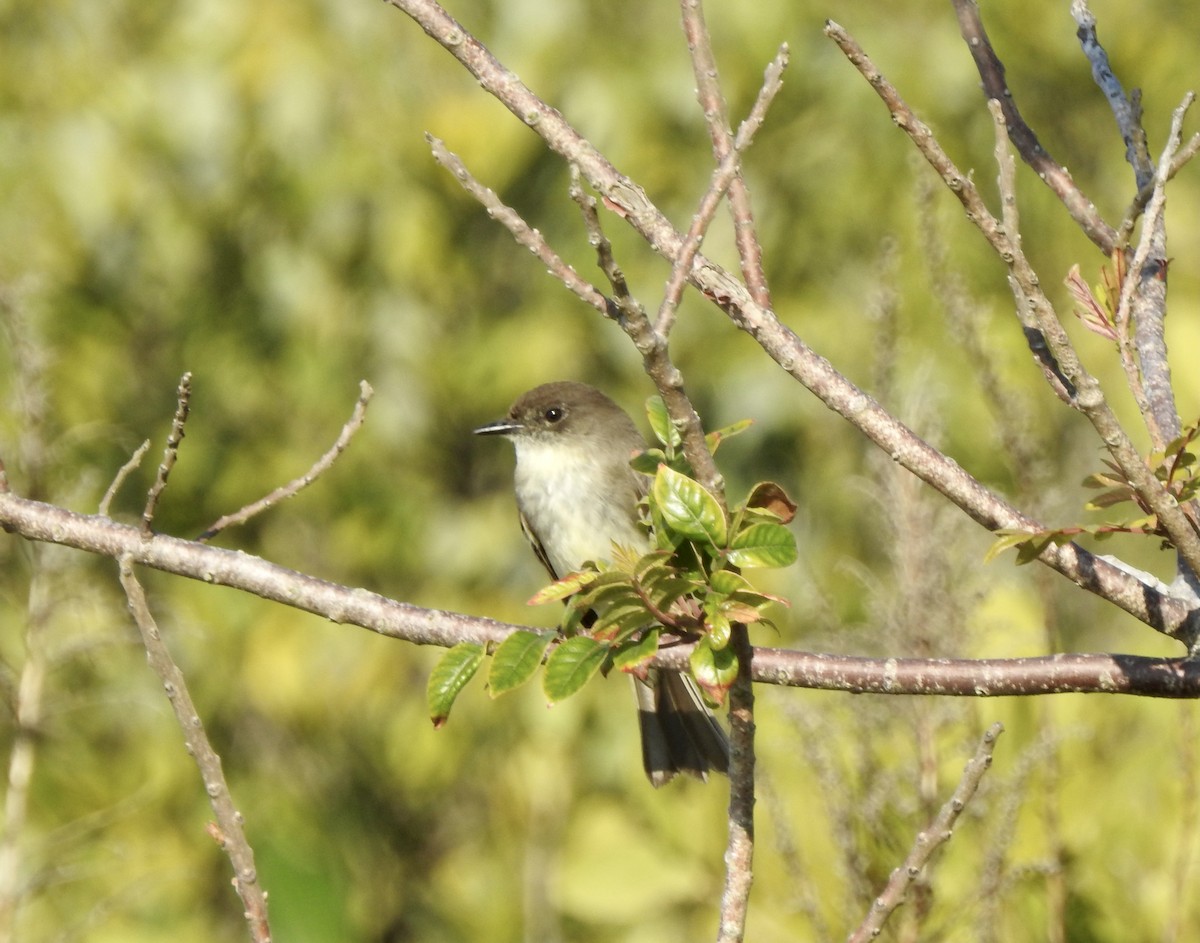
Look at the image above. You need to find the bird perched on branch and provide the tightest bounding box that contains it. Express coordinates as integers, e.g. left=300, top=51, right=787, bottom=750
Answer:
left=475, top=380, right=729, bottom=786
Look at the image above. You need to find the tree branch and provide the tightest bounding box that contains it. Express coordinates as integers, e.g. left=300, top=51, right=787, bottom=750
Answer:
left=826, top=19, right=1200, bottom=607
left=1113, top=93, right=1195, bottom=450
left=951, top=0, right=1118, bottom=253
left=847, top=722, right=1003, bottom=942
left=118, top=558, right=271, bottom=943
left=1070, top=0, right=1154, bottom=191
left=679, top=0, right=773, bottom=309
left=142, top=372, right=192, bottom=535
left=3, top=492, right=1200, bottom=697
left=199, top=380, right=374, bottom=542
left=717, top=625, right=756, bottom=943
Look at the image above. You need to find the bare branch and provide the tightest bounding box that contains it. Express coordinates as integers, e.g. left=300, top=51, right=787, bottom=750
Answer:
left=1119, top=132, right=1200, bottom=240
left=952, top=0, right=1118, bottom=253
left=1070, top=0, right=1154, bottom=191
left=679, top=0, right=773, bottom=309
left=199, top=381, right=374, bottom=542
left=387, top=0, right=1200, bottom=640
left=99, top=439, right=150, bottom=518
left=4, top=488, right=1200, bottom=696
left=117, top=558, right=271, bottom=943
left=568, top=166, right=728, bottom=507
left=950, top=0, right=1118, bottom=253
left=655, top=41, right=788, bottom=339
left=847, top=723, right=1003, bottom=942
left=987, top=100, right=1076, bottom=404
left=1113, top=93, right=1196, bottom=450
left=427, top=135, right=615, bottom=319
left=717, top=625, right=756, bottom=943
left=142, top=372, right=192, bottom=535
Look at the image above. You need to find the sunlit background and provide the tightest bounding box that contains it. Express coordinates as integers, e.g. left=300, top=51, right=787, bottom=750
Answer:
left=2, top=0, right=1199, bottom=939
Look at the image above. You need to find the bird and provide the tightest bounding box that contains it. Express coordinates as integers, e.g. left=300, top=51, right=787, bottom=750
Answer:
left=475, top=380, right=730, bottom=786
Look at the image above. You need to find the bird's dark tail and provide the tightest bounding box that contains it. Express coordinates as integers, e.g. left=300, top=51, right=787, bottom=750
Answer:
left=634, top=670, right=730, bottom=787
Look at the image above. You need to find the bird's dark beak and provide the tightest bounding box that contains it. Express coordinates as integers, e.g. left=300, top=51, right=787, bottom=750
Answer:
left=473, top=418, right=522, bottom=437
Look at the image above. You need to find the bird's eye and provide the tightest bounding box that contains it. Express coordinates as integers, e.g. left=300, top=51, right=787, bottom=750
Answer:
left=544, top=406, right=565, bottom=423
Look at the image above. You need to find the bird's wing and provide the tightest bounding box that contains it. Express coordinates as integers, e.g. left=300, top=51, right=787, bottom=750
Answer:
left=518, top=509, right=560, bottom=581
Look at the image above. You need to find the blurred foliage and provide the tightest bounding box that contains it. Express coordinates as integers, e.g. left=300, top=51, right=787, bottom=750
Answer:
left=1, top=0, right=1200, bottom=940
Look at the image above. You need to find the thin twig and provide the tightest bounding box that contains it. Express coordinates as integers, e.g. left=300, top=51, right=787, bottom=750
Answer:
left=99, top=439, right=150, bottom=518
left=951, top=0, right=1118, bottom=253
left=199, top=381, right=375, bottom=542
left=117, top=557, right=272, bottom=943
left=655, top=42, right=788, bottom=339
left=846, top=722, right=1003, bottom=943
left=679, top=0, right=773, bottom=309
left=1119, top=132, right=1200, bottom=240
left=567, top=166, right=642, bottom=322
left=141, top=373, right=192, bottom=536
left=986, top=100, right=1076, bottom=404
left=426, top=135, right=615, bottom=319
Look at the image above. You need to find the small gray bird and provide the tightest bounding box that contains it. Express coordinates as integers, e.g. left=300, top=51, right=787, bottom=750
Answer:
left=475, top=380, right=730, bottom=786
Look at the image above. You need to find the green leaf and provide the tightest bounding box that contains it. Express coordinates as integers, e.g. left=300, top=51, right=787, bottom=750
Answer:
left=590, top=599, right=652, bottom=641
left=427, top=642, right=485, bottom=728
left=652, top=464, right=727, bottom=547
left=611, top=628, right=661, bottom=671
left=689, top=635, right=738, bottom=706
left=726, top=522, right=797, bottom=568
left=706, top=609, right=732, bottom=650
left=983, top=530, right=1040, bottom=564
left=629, top=448, right=666, bottom=476
left=488, top=631, right=553, bottom=698
left=645, top=396, right=682, bottom=451
left=705, top=418, right=753, bottom=454
left=709, top=568, right=754, bottom=597
left=1015, top=534, right=1055, bottom=565
left=543, top=636, right=608, bottom=703
left=593, top=609, right=655, bottom=644
left=527, top=569, right=599, bottom=606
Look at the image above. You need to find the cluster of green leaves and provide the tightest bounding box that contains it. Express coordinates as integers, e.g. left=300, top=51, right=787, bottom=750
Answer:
left=428, top=397, right=797, bottom=726
left=988, top=418, right=1200, bottom=564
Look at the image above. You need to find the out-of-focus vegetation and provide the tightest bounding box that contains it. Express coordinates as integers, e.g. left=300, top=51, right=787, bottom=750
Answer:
left=1, top=0, right=1199, bottom=939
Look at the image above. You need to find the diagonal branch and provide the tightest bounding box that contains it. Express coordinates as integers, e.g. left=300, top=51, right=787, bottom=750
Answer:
left=679, top=0, right=773, bottom=309
left=951, top=0, right=1118, bottom=253
left=142, top=372, right=192, bottom=535
left=118, top=559, right=271, bottom=943
left=199, top=381, right=374, bottom=542
left=1112, top=94, right=1196, bottom=451
left=847, top=722, right=1003, bottom=942
left=1070, top=0, right=1154, bottom=191
left=655, top=41, right=788, bottom=339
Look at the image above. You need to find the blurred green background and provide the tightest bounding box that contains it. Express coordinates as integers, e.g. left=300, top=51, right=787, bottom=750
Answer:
left=2, top=0, right=1200, bottom=939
